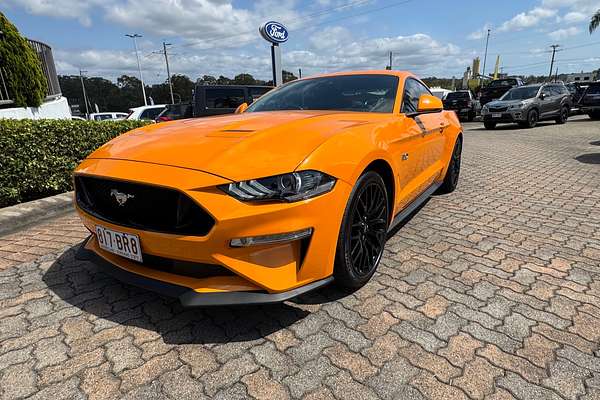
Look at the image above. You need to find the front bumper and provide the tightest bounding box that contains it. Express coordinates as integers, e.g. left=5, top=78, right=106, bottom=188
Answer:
left=482, top=109, right=527, bottom=123
left=76, top=236, right=333, bottom=306
left=74, top=158, right=351, bottom=304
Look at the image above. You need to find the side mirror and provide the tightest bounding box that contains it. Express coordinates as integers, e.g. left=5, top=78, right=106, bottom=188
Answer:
left=235, top=103, right=248, bottom=114
left=539, top=93, right=546, bottom=100
left=417, top=94, right=443, bottom=113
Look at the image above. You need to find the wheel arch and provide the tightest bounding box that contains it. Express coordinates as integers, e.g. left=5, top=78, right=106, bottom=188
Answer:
left=363, top=159, right=395, bottom=223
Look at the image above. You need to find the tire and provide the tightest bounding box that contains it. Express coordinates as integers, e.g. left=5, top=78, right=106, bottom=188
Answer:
left=524, top=109, right=539, bottom=128
left=484, top=121, right=496, bottom=130
left=437, top=136, right=462, bottom=194
left=334, top=171, right=389, bottom=289
left=555, top=106, right=569, bottom=124
left=590, top=112, right=600, bottom=120
left=467, top=112, right=475, bottom=122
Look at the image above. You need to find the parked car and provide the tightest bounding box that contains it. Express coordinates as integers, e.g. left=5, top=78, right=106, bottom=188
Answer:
left=89, top=112, right=128, bottom=121
left=126, top=105, right=167, bottom=121
left=443, top=90, right=478, bottom=121
left=192, top=85, right=272, bottom=117
left=479, top=77, right=525, bottom=106
left=430, top=88, right=452, bottom=100
left=481, top=83, right=572, bottom=129
left=71, top=116, right=86, bottom=121
left=155, top=103, right=193, bottom=122
left=578, top=82, right=600, bottom=120
left=73, top=70, right=463, bottom=306
left=565, top=82, right=589, bottom=114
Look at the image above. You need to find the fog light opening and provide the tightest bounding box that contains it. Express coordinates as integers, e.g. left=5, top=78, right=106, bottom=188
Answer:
left=230, top=228, right=313, bottom=247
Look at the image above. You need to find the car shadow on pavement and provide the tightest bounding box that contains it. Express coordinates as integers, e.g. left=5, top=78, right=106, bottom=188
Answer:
left=42, top=245, right=325, bottom=344
left=575, top=153, right=600, bottom=164
left=590, top=140, right=600, bottom=146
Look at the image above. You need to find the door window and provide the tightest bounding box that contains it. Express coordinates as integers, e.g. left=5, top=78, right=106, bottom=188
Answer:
left=401, top=79, right=432, bottom=114
left=205, top=89, right=245, bottom=108
left=139, top=107, right=165, bottom=120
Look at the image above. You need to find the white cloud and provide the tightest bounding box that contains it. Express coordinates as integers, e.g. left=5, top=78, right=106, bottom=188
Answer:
left=0, top=0, right=107, bottom=26
left=498, top=7, right=557, bottom=32
left=549, top=26, right=582, bottom=39
left=561, top=11, right=589, bottom=23
left=467, top=23, right=492, bottom=40
left=55, top=32, right=465, bottom=81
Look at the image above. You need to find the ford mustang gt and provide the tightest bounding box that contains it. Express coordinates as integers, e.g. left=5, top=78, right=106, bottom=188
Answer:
left=74, top=71, right=463, bottom=306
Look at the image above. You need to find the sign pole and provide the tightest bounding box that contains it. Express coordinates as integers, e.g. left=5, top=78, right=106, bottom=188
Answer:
left=260, top=21, right=288, bottom=87
left=271, top=43, right=283, bottom=86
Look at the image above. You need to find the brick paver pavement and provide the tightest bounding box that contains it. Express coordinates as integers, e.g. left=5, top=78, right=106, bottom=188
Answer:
left=1, top=116, right=599, bottom=399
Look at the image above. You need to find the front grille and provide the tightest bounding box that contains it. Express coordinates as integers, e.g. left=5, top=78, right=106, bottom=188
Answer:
left=75, top=176, right=214, bottom=236
left=489, top=106, right=508, bottom=112
left=138, top=253, right=234, bottom=279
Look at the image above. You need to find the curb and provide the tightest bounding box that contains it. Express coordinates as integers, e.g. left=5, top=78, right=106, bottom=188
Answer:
left=0, top=192, right=74, bottom=236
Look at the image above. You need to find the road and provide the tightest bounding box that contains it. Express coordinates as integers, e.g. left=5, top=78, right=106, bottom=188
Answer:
left=0, top=116, right=599, bottom=399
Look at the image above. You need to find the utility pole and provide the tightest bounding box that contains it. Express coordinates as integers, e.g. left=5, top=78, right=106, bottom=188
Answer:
left=162, top=41, right=174, bottom=104
left=125, top=33, right=147, bottom=106
left=387, top=51, right=393, bottom=70
left=298, top=68, right=302, bottom=79
left=482, top=29, right=491, bottom=78
left=549, top=44, right=560, bottom=79
left=79, top=69, right=89, bottom=118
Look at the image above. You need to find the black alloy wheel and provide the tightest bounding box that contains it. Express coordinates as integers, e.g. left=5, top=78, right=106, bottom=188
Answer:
left=556, top=106, right=569, bottom=124
left=334, top=171, right=389, bottom=288
left=437, top=136, right=462, bottom=194
left=525, top=109, right=538, bottom=128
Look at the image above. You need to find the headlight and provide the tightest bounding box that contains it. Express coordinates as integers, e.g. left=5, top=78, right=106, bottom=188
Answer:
left=482, top=105, right=488, bottom=112
left=219, top=170, right=336, bottom=202
left=509, top=103, right=524, bottom=110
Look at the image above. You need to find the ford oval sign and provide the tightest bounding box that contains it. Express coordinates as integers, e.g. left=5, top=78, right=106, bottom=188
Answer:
left=259, top=21, right=289, bottom=44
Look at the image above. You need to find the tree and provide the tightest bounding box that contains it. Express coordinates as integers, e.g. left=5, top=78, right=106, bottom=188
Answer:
left=590, top=9, right=600, bottom=33
left=216, top=75, right=232, bottom=85
left=283, top=70, right=298, bottom=83
left=233, top=73, right=256, bottom=85
left=0, top=12, right=48, bottom=107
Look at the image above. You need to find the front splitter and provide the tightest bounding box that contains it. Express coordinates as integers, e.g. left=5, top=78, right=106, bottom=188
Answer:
left=75, top=236, right=333, bottom=307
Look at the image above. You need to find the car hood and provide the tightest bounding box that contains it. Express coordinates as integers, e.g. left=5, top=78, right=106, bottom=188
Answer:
left=486, top=99, right=525, bottom=107
left=88, top=110, right=378, bottom=182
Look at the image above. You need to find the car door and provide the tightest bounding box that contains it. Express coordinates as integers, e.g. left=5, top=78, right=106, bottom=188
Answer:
left=395, top=78, right=447, bottom=208
left=539, top=86, right=554, bottom=118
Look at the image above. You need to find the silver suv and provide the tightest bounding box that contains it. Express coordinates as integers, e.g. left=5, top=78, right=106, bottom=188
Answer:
left=481, top=83, right=572, bottom=129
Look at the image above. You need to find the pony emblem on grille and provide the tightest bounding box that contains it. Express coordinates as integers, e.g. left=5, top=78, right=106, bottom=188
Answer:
left=110, top=189, right=134, bottom=206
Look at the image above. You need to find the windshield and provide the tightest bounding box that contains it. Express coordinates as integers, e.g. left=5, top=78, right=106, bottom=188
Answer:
left=501, top=86, right=540, bottom=100
left=246, top=74, right=399, bottom=113
left=489, top=79, right=517, bottom=88
left=446, top=92, right=469, bottom=100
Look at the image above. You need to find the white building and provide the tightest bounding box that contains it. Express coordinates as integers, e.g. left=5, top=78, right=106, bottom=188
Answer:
left=565, top=71, right=596, bottom=83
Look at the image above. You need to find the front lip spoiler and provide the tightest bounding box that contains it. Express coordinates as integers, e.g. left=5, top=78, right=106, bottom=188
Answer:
left=75, top=236, right=333, bottom=307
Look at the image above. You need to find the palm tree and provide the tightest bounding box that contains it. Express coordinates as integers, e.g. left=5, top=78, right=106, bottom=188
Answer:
left=590, top=9, right=600, bottom=33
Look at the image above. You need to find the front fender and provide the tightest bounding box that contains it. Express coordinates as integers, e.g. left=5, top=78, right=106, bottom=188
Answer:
left=294, top=128, right=395, bottom=188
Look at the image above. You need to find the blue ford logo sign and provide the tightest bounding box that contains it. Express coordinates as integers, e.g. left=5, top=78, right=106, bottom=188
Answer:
left=259, top=21, right=289, bottom=44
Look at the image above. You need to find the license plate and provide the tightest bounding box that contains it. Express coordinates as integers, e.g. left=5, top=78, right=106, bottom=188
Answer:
left=95, top=225, right=142, bottom=262
left=492, top=113, right=502, bottom=118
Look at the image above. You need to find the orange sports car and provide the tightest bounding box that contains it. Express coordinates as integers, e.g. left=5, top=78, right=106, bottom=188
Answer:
left=74, top=70, right=462, bottom=306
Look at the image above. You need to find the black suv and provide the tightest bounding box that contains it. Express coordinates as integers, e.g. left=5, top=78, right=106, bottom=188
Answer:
left=578, top=82, right=600, bottom=120
left=192, top=85, right=272, bottom=117
left=481, top=83, right=572, bottom=129
left=479, top=77, right=524, bottom=106
left=443, top=90, right=478, bottom=121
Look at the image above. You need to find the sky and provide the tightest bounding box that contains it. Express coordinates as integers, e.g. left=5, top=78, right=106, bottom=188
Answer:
left=2, top=0, right=600, bottom=83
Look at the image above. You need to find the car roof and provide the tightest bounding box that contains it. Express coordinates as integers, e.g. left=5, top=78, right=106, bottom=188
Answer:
left=129, top=104, right=167, bottom=111
left=297, top=70, right=416, bottom=81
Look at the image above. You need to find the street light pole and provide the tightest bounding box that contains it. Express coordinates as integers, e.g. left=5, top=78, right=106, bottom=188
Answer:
left=162, top=41, right=174, bottom=104
left=482, top=29, right=491, bottom=78
left=125, top=33, right=147, bottom=106
left=79, top=69, right=89, bottom=118
left=549, top=44, right=560, bottom=79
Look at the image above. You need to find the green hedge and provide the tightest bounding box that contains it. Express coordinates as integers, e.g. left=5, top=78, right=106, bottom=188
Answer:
left=0, top=119, right=149, bottom=208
